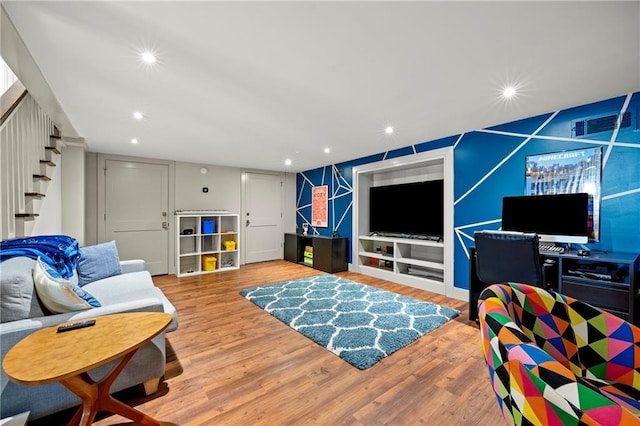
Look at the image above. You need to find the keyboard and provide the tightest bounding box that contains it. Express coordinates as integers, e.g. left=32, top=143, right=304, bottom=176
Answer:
left=539, top=244, right=565, bottom=254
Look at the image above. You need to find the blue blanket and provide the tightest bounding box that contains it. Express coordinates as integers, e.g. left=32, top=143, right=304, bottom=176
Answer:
left=0, top=235, right=80, bottom=278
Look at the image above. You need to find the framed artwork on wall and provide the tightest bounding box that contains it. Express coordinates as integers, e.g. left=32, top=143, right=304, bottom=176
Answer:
left=524, top=146, right=603, bottom=242
left=312, top=185, right=328, bottom=227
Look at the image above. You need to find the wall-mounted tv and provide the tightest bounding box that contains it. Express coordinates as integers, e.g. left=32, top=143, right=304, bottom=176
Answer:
left=369, top=180, right=443, bottom=238
left=502, top=193, right=590, bottom=244
left=524, top=146, right=602, bottom=242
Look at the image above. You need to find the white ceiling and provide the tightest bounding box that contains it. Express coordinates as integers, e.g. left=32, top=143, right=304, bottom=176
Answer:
left=3, top=1, right=639, bottom=172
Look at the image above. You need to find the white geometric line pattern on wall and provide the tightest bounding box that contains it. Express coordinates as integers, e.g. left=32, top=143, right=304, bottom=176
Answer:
left=295, top=92, right=640, bottom=287
left=454, top=111, right=560, bottom=207
left=455, top=219, right=502, bottom=260
left=604, top=93, right=633, bottom=164
left=297, top=165, right=353, bottom=235
left=452, top=93, right=640, bottom=263
left=603, top=188, right=640, bottom=201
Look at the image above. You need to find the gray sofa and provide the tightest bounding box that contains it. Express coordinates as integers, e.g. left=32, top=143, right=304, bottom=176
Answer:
left=0, top=256, right=178, bottom=422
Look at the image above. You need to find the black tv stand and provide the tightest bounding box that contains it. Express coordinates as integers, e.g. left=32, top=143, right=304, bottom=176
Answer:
left=284, top=233, right=348, bottom=273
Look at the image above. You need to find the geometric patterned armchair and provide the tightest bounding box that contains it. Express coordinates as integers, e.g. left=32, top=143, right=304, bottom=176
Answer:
left=478, top=283, right=640, bottom=425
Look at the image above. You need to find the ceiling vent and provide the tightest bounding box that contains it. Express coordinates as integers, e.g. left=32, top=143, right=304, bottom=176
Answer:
left=573, top=111, right=632, bottom=137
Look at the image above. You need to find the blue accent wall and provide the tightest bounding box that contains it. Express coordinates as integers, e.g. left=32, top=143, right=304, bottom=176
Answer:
left=296, top=92, right=640, bottom=290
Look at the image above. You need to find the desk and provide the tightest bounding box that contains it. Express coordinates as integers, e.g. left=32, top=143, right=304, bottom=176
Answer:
left=469, top=249, right=640, bottom=324
left=2, top=312, right=172, bottom=426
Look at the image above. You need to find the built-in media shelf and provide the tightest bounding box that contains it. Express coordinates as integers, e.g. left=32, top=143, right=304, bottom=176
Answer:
left=358, top=236, right=445, bottom=290
left=351, top=147, right=457, bottom=298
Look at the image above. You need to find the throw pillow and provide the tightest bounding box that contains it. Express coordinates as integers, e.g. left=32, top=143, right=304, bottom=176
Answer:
left=33, top=257, right=101, bottom=313
left=0, top=257, right=46, bottom=322
left=76, top=241, right=123, bottom=287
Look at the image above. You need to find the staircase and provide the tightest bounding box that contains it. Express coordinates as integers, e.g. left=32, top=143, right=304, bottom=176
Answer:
left=1, top=88, right=59, bottom=240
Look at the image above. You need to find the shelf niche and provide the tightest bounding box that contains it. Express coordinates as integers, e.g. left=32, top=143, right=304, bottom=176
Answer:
left=351, top=147, right=459, bottom=298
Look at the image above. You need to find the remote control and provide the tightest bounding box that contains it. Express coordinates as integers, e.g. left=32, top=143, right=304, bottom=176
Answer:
left=57, top=320, right=96, bottom=333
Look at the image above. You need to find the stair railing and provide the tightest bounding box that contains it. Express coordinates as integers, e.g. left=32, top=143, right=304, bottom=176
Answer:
left=1, top=82, right=56, bottom=240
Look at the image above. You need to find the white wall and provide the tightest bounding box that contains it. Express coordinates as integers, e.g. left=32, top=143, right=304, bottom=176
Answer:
left=31, top=156, right=62, bottom=236
left=61, top=144, right=85, bottom=245
left=283, top=172, right=297, bottom=233
left=85, top=152, right=297, bottom=272
left=84, top=152, right=99, bottom=245
left=174, top=162, right=242, bottom=212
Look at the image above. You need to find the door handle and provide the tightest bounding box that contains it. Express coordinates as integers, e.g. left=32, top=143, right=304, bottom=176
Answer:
left=246, top=219, right=250, bottom=227
left=162, top=221, right=169, bottom=230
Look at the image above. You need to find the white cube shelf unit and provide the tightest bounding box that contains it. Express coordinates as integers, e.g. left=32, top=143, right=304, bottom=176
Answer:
left=175, top=212, right=240, bottom=277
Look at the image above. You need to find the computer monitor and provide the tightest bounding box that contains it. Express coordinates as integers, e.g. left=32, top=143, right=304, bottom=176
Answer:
left=501, top=193, right=590, bottom=244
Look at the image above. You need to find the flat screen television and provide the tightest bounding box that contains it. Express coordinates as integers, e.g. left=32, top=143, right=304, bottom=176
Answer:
left=369, top=180, right=443, bottom=238
left=501, top=193, right=590, bottom=244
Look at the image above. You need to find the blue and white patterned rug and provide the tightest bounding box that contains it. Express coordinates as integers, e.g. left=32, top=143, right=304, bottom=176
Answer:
left=239, top=274, right=460, bottom=369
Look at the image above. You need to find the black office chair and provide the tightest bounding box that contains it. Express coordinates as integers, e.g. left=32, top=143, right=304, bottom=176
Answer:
left=473, top=230, right=552, bottom=289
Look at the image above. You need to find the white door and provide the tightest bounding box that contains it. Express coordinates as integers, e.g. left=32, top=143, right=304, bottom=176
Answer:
left=243, top=172, right=283, bottom=263
left=102, top=160, right=169, bottom=275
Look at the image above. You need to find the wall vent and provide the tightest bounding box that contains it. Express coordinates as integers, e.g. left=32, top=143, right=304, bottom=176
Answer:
left=573, top=111, right=632, bottom=137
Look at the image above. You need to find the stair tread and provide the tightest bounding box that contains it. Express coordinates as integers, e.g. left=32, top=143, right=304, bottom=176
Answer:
left=15, top=213, right=39, bottom=218
left=45, top=146, right=61, bottom=154
left=33, top=174, right=52, bottom=181
left=25, top=192, right=45, bottom=197
left=40, top=160, right=56, bottom=166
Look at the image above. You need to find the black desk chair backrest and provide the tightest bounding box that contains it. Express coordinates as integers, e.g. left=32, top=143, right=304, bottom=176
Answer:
left=473, top=230, right=544, bottom=287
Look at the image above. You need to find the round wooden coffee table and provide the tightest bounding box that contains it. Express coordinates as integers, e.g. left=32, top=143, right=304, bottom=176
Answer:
left=2, top=312, right=172, bottom=426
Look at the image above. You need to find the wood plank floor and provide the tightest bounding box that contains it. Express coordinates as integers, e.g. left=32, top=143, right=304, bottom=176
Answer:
left=31, top=260, right=503, bottom=425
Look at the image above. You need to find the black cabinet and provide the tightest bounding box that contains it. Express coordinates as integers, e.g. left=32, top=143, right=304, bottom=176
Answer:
left=558, top=252, right=639, bottom=322
left=469, top=249, right=640, bottom=325
left=284, top=233, right=348, bottom=273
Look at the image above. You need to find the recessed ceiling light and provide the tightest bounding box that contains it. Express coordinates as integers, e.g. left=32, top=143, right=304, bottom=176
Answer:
left=502, top=86, right=517, bottom=98
left=324, top=147, right=330, bottom=154
left=141, top=51, right=156, bottom=64
left=284, top=158, right=292, bottom=166
left=133, top=111, right=144, bottom=120
left=131, top=138, right=139, bottom=144
left=385, top=126, right=394, bottom=135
